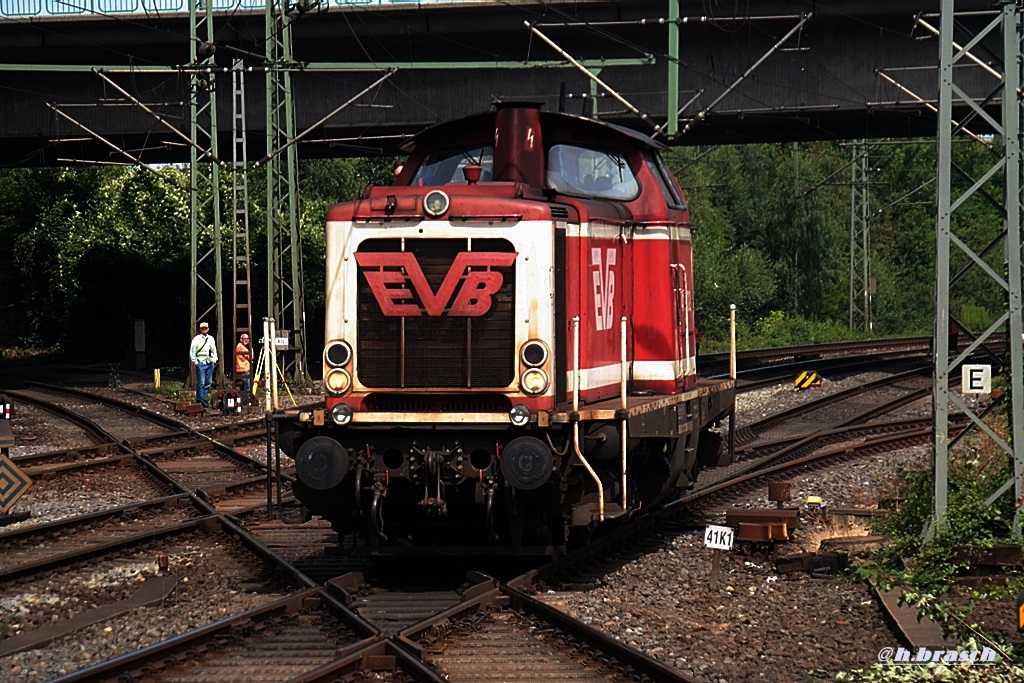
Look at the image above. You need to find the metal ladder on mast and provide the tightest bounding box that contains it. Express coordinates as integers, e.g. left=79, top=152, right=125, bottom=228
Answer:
left=231, top=60, right=253, bottom=346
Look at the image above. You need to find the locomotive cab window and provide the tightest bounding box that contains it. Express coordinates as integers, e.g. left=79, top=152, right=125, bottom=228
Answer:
left=545, top=144, right=639, bottom=201
left=409, top=145, right=494, bottom=186
left=643, top=150, right=686, bottom=210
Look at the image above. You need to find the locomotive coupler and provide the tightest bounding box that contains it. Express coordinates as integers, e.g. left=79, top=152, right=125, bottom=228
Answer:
left=421, top=451, right=447, bottom=515
left=370, top=478, right=388, bottom=542
left=413, top=445, right=463, bottom=516
left=483, top=477, right=499, bottom=543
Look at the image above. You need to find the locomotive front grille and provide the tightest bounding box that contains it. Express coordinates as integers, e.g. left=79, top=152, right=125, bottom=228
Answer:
left=356, top=237, right=517, bottom=389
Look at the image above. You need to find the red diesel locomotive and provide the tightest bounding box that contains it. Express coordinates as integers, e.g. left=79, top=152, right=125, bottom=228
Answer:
left=281, top=103, right=734, bottom=554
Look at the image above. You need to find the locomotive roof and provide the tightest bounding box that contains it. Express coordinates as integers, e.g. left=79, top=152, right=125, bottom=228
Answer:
left=400, top=107, right=668, bottom=154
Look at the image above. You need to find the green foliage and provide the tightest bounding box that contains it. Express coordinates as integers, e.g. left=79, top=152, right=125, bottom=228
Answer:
left=692, top=232, right=778, bottom=340
left=0, top=157, right=395, bottom=365
left=152, top=381, right=191, bottom=401
left=699, top=310, right=871, bottom=353
left=848, top=446, right=1024, bottom=674
left=670, top=136, right=1008, bottom=346
left=956, top=303, right=999, bottom=333
left=835, top=663, right=1024, bottom=682
left=669, top=142, right=851, bottom=341
left=0, top=138, right=1010, bottom=359
left=749, top=310, right=870, bottom=347
left=856, top=450, right=1018, bottom=590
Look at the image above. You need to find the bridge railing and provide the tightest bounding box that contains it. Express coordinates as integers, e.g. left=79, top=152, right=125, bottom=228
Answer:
left=0, top=0, right=463, bottom=18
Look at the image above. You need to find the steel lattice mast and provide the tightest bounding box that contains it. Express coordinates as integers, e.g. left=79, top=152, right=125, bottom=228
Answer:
left=265, top=0, right=308, bottom=382
left=933, top=0, right=1024, bottom=534
left=189, top=0, right=225, bottom=386
left=849, top=141, right=871, bottom=331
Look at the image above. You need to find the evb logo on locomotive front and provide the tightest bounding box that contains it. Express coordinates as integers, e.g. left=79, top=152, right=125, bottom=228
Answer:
left=356, top=251, right=518, bottom=317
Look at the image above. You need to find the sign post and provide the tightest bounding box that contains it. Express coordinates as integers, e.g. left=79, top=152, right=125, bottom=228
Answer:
left=704, top=524, right=735, bottom=590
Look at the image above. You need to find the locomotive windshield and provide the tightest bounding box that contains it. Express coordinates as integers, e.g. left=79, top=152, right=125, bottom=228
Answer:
left=643, top=150, right=686, bottom=210
left=409, top=145, right=494, bottom=186
left=545, top=143, right=639, bottom=201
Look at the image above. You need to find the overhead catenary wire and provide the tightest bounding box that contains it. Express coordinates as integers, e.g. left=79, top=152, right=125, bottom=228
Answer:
left=876, top=70, right=992, bottom=147
left=46, top=102, right=185, bottom=186
left=94, top=68, right=230, bottom=168
left=681, top=12, right=812, bottom=135
left=525, top=22, right=657, bottom=131
left=253, top=68, right=396, bottom=168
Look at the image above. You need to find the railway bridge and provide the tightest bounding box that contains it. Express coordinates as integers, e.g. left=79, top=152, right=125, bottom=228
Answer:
left=0, top=0, right=1004, bottom=164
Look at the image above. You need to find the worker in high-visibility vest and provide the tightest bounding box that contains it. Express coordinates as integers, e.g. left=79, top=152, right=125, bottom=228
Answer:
left=188, top=322, right=219, bottom=407
left=234, top=332, right=252, bottom=408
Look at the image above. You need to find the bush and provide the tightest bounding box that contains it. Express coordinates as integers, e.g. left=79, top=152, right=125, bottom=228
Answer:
left=151, top=381, right=192, bottom=402
left=847, top=438, right=1024, bottom=673
left=836, top=663, right=1024, bottom=682
left=699, top=311, right=872, bottom=352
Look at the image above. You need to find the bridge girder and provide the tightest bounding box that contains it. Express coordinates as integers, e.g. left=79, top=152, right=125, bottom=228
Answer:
left=0, top=0, right=1001, bottom=165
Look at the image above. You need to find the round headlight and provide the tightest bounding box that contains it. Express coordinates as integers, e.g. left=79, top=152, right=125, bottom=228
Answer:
left=331, top=403, right=353, bottom=425
left=521, top=368, right=549, bottom=395
left=325, top=340, right=352, bottom=368
left=324, top=368, right=352, bottom=396
left=423, top=190, right=450, bottom=217
left=509, top=404, right=531, bottom=427
left=520, top=340, right=548, bottom=367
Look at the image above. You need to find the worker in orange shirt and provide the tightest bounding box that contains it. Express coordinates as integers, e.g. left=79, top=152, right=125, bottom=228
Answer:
left=235, top=333, right=252, bottom=408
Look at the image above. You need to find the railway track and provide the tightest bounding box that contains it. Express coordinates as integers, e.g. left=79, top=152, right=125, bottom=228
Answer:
left=505, top=367, right=951, bottom=649
left=0, top=353, right=966, bottom=682
left=54, top=589, right=378, bottom=683
left=0, top=519, right=304, bottom=655
left=0, top=387, right=442, bottom=682
left=403, top=577, right=694, bottom=682
left=699, top=336, right=937, bottom=371
left=0, top=385, right=712, bottom=683
left=733, top=367, right=931, bottom=448
left=0, top=496, right=198, bottom=580
left=700, top=333, right=1006, bottom=377
left=5, top=386, right=293, bottom=526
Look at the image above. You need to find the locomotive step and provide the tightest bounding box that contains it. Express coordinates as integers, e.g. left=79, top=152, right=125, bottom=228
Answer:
left=571, top=502, right=628, bottom=525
